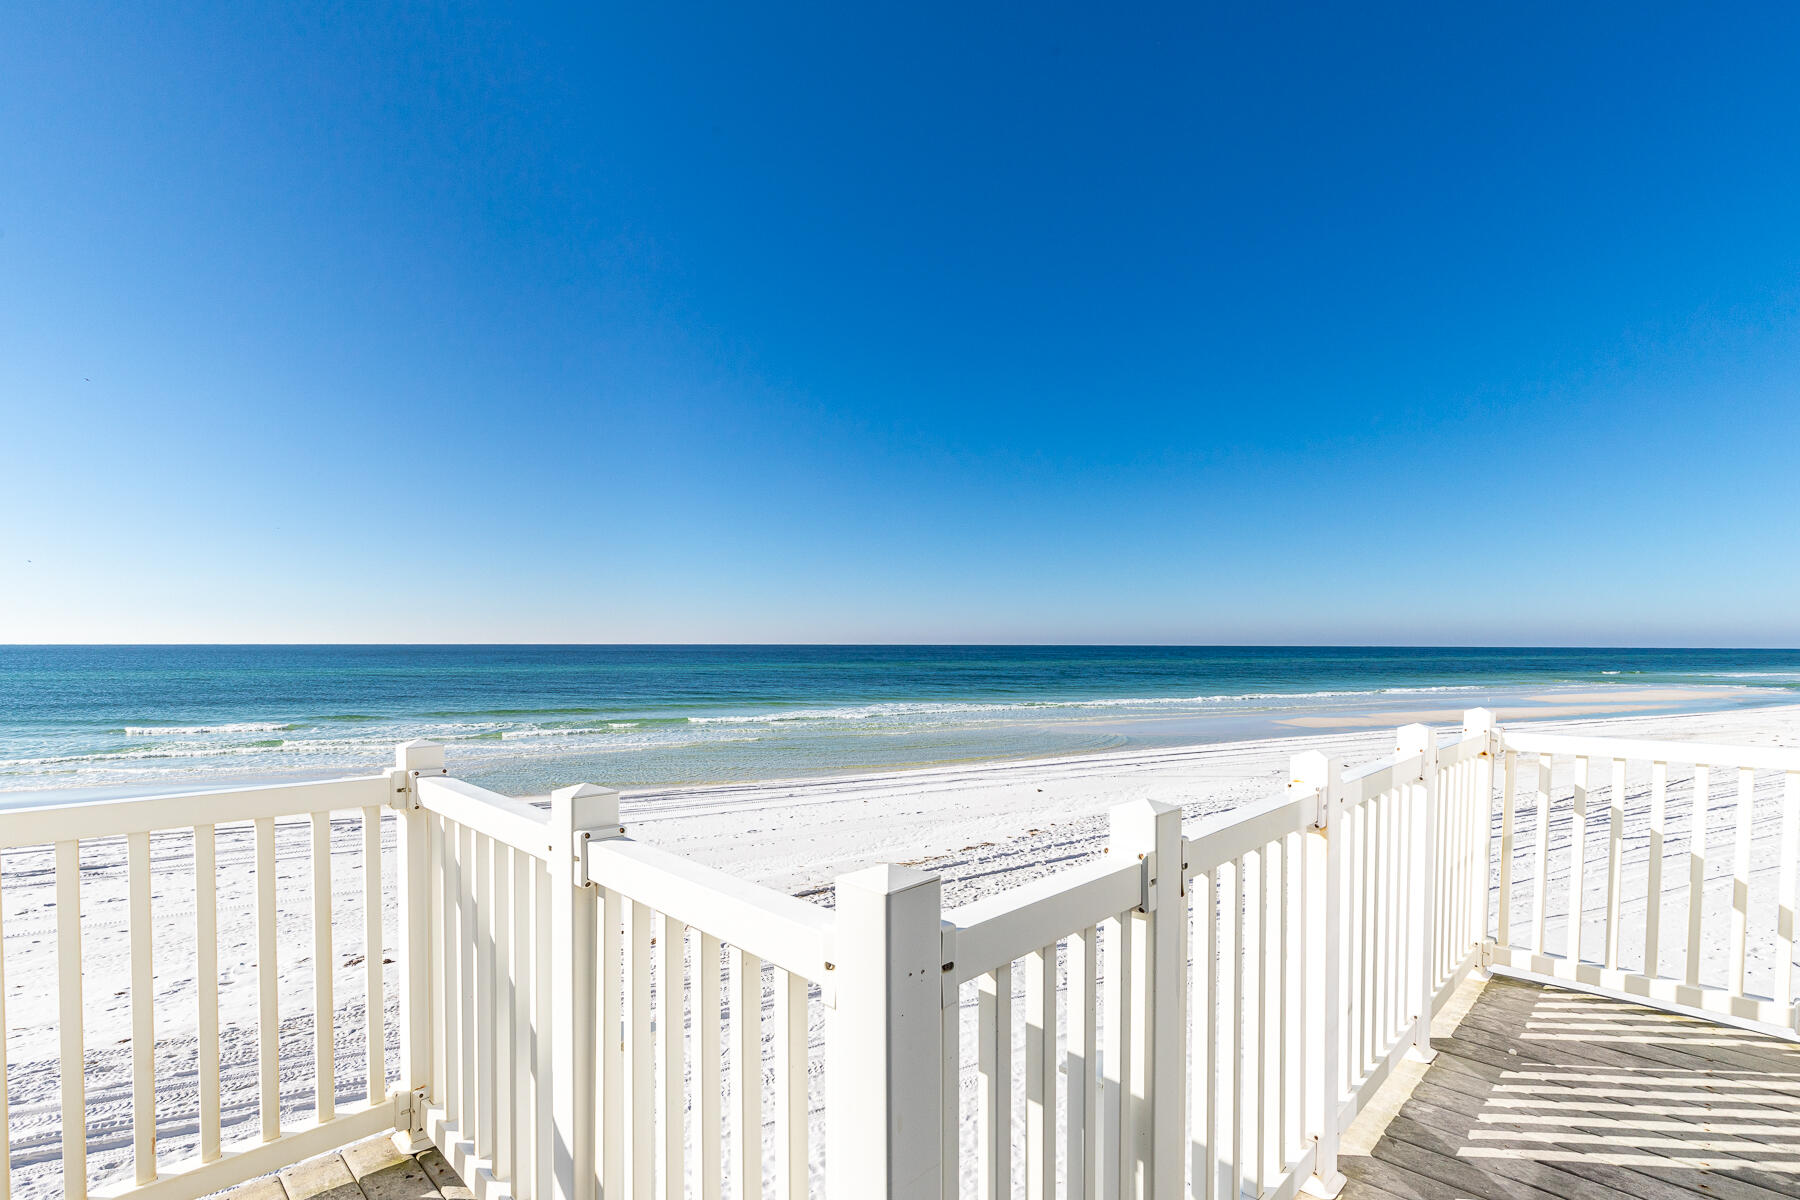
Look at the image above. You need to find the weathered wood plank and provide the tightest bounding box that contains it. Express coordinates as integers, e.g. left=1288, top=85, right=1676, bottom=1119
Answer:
left=1343, top=980, right=1800, bottom=1200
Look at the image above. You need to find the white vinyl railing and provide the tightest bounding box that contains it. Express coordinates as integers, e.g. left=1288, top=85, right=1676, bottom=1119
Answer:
left=1486, top=725, right=1800, bottom=1031
left=5, top=710, right=1797, bottom=1200
left=0, top=769, right=418, bottom=1200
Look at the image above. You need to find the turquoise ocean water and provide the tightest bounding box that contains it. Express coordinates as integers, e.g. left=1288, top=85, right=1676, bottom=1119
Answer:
left=2, top=646, right=1797, bottom=800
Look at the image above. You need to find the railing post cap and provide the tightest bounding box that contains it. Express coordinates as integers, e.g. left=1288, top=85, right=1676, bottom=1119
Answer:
left=1108, top=797, right=1181, bottom=821
left=1463, top=707, right=1497, bottom=732
left=836, top=862, right=938, bottom=896
left=1289, top=749, right=1332, bottom=789
left=550, top=782, right=621, bottom=833
left=394, top=739, right=445, bottom=772
left=1396, top=722, right=1433, bottom=754
left=551, top=782, right=617, bottom=802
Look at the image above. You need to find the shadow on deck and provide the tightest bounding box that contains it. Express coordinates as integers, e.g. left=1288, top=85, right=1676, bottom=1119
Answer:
left=1343, top=975, right=1800, bottom=1200
left=220, top=1136, right=470, bottom=1200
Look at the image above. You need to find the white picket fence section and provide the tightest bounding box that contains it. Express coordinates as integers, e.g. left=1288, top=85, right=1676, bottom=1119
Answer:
left=4, top=710, right=1797, bottom=1200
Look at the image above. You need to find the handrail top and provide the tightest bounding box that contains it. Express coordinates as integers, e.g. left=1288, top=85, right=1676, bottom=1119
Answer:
left=415, top=775, right=554, bottom=859
left=1341, top=747, right=1425, bottom=784
left=1501, top=729, right=1800, bottom=771
left=943, top=854, right=1143, bottom=984
left=0, top=772, right=394, bottom=848
left=944, top=853, right=1139, bottom=931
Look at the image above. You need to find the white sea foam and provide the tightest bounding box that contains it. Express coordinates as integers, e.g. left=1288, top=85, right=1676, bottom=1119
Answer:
left=681, top=685, right=1490, bottom=726
left=121, top=722, right=290, bottom=736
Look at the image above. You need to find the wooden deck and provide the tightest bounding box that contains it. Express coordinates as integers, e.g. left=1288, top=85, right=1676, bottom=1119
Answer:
left=219, top=1136, right=469, bottom=1200
left=1342, top=976, right=1800, bottom=1200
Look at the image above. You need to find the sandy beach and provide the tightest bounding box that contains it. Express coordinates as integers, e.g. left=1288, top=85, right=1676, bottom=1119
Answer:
left=6, top=698, right=1800, bottom=1196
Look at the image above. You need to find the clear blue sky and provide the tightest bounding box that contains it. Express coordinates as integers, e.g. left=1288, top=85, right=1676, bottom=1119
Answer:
left=3, top=4, right=1797, bottom=644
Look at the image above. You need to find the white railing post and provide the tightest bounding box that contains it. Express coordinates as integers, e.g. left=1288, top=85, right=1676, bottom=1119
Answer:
left=1297, top=750, right=1346, bottom=1200
left=1464, top=710, right=1498, bottom=977
left=549, top=783, right=621, bottom=1200
left=1108, top=799, right=1184, bottom=1200
left=392, top=739, right=444, bottom=1150
left=1396, top=724, right=1439, bottom=1064
left=829, top=864, right=945, bottom=1200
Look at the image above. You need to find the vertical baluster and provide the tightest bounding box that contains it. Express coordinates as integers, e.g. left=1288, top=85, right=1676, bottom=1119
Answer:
left=1450, top=764, right=1463, bottom=978
left=1459, top=759, right=1474, bottom=970
left=698, top=932, right=723, bottom=1200
left=458, top=824, right=477, bottom=1136
left=1067, top=925, right=1098, bottom=1200
left=1497, top=751, right=1516, bottom=947
left=363, top=806, right=385, bottom=1105
left=942, top=985, right=960, bottom=1200
left=1376, top=790, right=1392, bottom=1045
left=1103, top=916, right=1133, bottom=1200
left=600, top=886, right=625, bottom=1200
left=1531, top=756, right=1552, bottom=956
left=475, top=833, right=495, bottom=1160
left=1687, top=765, right=1710, bottom=987
left=255, top=816, right=280, bottom=1141
left=535, top=861, right=556, bottom=1198
left=1780, top=773, right=1800, bottom=1011
left=512, top=848, right=533, bottom=1200
left=429, top=814, right=447, bottom=1113
left=442, top=820, right=462, bottom=1129
left=1443, top=764, right=1459, bottom=983
left=1566, top=757, right=1588, bottom=963
left=493, top=841, right=514, bottom=1183
left=1241, top=849, right=1263, bottom=1199
left=310, top=814, right=334, bottom=1124
left=978, top=964, right=1012, bottom=1200
left=1359, top=799, right=1376, bottom=1072
left=194, top=825, right=221, bottom=1163
left=772, top=968, right=805, bottom=1200
left=626, top=901, right=654, bottom=1200
left=128, top=830, right=156, bottom=1181
left=1025, top=943, right=1055, bottom=1200
left=1225, top=864, right=1244, bottom=1200
left=1731, top=767, right=1755, bottom=995
left=1345, top=806, right=1364, bottom=1082
left=56, top=839, right=85, bottom=1200
left=1286, top=829, right=1305, bottom=1176
left=729, top=947, right=762, bottom=1200
left=1605, top=759, right=1626, bottom=970
left=1263, top=841, right=1282, bottom=1185
left=1646, top=763, right=1667, bottom=978
left=659, top=915, right=688, bottom=1200
left=1193, top=881, right=1215, bottom=1200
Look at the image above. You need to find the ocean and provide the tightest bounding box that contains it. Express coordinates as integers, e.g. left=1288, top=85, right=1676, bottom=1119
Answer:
left=1, top=645, right=1796, bottom=800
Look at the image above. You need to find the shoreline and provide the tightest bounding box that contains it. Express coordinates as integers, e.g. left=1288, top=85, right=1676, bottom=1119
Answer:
left=2, top=682, right=1791, bottom=811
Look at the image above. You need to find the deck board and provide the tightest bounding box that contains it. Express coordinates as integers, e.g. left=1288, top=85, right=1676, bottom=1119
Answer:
left=1343, top=977, right=1800, bottom=1200
left=220, top=1137, right=461, bottom=1200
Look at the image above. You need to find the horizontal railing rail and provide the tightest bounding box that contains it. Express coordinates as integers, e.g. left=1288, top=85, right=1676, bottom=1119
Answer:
left=943, top=856, right=1142, bottom=987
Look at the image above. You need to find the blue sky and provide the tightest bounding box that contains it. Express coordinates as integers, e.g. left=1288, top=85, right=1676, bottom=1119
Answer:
left=3, top=4, right=1798, bottom=644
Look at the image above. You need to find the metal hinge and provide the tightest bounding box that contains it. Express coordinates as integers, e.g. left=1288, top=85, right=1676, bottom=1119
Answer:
left=396, top=1086, right=428, bottom=1136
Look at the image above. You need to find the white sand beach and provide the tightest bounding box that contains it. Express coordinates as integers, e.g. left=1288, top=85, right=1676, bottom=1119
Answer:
left=5, top=698, right=1800, bottom=1196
